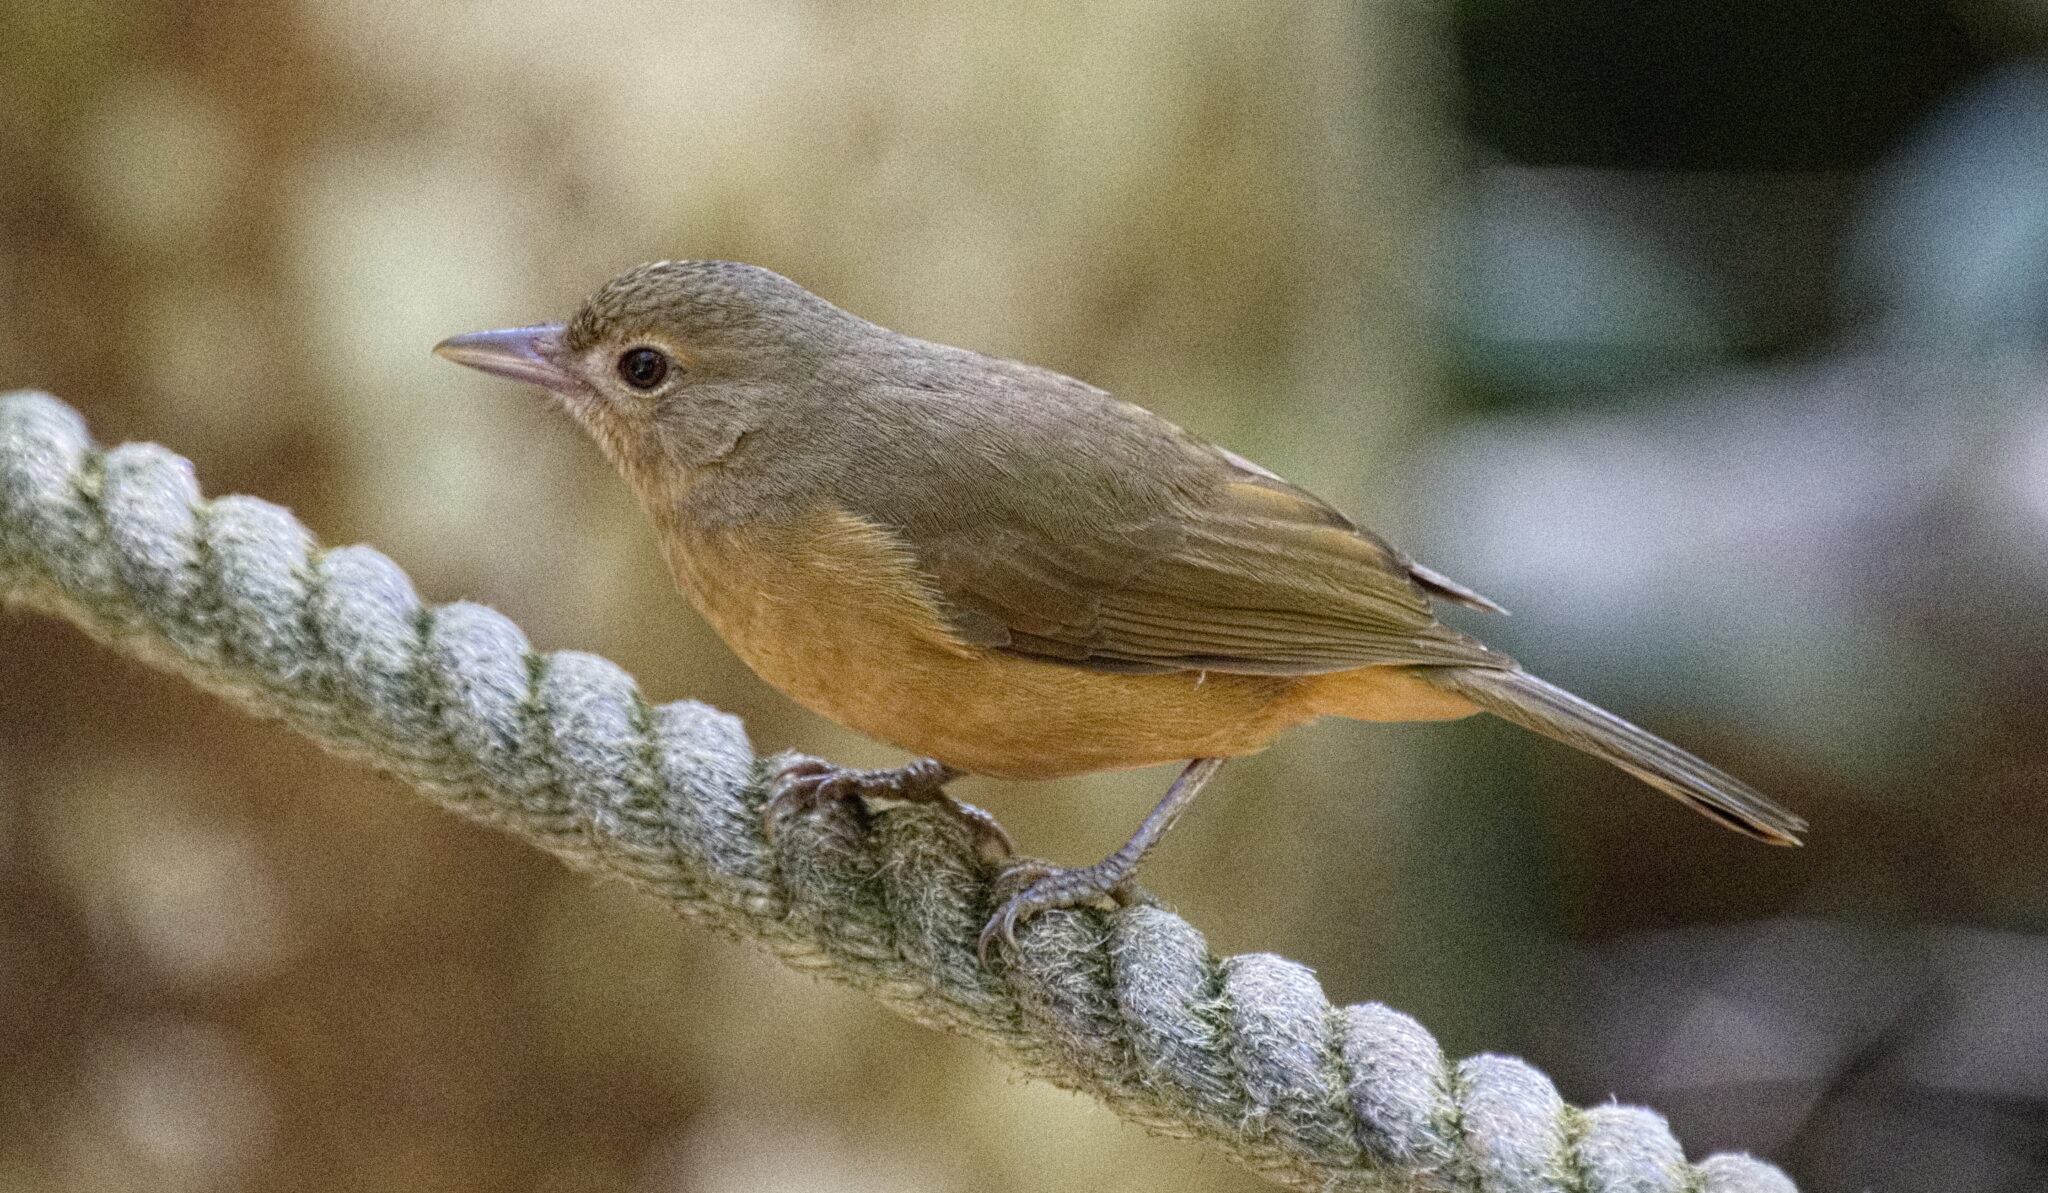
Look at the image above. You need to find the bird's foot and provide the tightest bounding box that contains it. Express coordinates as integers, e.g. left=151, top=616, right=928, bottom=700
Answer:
left=974, top=757, right=1227, bottom=964
left=767, top=756, right=1012, bottom=857
left=977, top=854, right=1147, bottom=963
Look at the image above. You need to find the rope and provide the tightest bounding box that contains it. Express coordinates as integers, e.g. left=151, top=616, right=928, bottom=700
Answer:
left=0, top=391, right=1799, bottom=1193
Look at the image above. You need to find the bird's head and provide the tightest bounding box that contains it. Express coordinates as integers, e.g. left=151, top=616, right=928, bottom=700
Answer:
left=435, top=260, right=862, bottom=490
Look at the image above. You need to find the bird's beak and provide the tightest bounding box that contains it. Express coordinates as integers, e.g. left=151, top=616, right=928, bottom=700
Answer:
left=433, top=324, right=579, bottom=392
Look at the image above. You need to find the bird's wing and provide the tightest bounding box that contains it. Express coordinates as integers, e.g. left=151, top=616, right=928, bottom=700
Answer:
left=1207, top=444, right=1508, bottom=616
left=859, top=385, right=1510, bottom=677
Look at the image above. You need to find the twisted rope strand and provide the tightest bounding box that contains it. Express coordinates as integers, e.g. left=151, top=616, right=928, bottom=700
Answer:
left=0, top=392, right=1798, bottom=1193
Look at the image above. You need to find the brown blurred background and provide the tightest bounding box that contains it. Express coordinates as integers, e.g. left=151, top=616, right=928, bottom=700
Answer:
left=4, top=2, right=2047, bottom=1190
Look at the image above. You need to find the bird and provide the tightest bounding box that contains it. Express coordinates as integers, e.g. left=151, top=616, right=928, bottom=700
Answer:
left=435, top=260, right=1806, bottom=958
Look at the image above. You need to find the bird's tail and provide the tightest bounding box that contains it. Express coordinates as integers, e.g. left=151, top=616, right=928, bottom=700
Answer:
left=1417, top=665, right=1806, bottom=846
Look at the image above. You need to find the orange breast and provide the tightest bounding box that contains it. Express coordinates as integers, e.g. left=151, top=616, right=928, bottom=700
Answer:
left=661, top=507, right=1325, bottom=779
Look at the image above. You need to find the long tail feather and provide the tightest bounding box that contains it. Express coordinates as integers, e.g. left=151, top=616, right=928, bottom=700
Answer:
left=1419, top=666, right=1806, bottom=846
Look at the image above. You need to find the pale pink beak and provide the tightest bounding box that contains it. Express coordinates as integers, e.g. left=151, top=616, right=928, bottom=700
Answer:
left=433, top=324, right=579, bottom=393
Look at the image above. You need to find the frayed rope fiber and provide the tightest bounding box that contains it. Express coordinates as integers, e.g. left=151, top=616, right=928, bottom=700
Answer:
left=0, top=391, right=1798, bottom=1193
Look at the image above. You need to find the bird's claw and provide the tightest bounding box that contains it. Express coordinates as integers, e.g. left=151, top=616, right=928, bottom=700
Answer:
left=976, top=859, right=1144, bottom=964
left=765, top=756, right=1012, bottom=857
left=765, top=756, right=873, bottom=818
left=933, top=795, right=1015, bottom=858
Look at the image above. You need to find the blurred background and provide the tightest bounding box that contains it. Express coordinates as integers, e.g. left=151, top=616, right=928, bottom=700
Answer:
left=2, top=1, right=2045, bottom=1190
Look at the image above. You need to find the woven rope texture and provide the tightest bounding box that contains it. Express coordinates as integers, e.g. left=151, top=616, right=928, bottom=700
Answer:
left=0, top=392, right=1798, bottom=1193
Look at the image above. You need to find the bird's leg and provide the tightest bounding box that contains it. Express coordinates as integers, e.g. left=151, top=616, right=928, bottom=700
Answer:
left=978, top=757, right=1226, bottom=962
left=768, top=756, right=1012, bottom=857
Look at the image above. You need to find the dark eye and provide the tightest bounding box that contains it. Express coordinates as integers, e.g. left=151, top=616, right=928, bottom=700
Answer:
left=617, top=347, right=671, bottom=390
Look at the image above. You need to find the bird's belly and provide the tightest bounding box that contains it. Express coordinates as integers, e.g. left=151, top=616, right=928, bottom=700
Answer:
left=774, top=644, right=1308, bottom=778
left=706, top=587, right=1313, bottom=779
left=668, top=511, right=1316, bottom=779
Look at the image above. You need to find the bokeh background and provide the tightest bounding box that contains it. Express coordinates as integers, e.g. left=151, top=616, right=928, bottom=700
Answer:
left=3, top=1, right=2046, bottom=1190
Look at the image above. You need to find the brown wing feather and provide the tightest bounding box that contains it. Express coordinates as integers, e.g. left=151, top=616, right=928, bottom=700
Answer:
left=817, top=353, right=1509, bottom=678
left=1078, top=479, right=1507, bottom=673
left=912, top=458, right=1509, bottom=676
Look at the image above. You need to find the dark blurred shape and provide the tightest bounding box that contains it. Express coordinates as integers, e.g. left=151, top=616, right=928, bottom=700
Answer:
left=1443, top=169, right=1861, bottom=396
left=1427, top=8, right=2048, bottom=1189
left=1423, top=351, right=2042, bottom=782
left=1454, top=0, right=1986, bottom=169
left=1550, top=921, right=2048, bottom=1193
left=1850, top=61, right=2048, bottom=348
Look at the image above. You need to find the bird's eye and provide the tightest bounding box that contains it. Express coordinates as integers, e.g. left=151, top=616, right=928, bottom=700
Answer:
left=617, top=347, right=671, bottom=390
